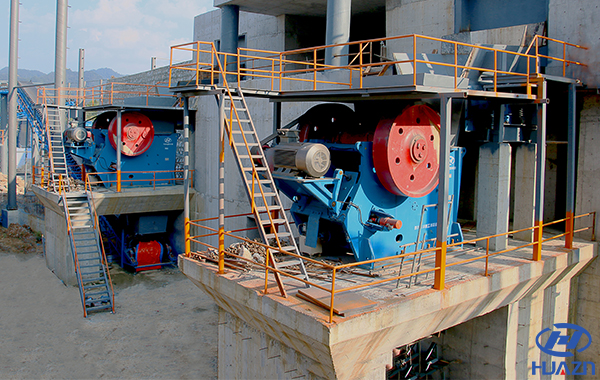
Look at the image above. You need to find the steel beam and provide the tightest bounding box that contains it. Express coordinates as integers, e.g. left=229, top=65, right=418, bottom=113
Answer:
left=533, top=79, right=547, bottom=260
left=565, top=82, right=576, bottom=248
left=183, top=97, right=191, bottom=255
left=116, top=109, right=122, bottom=192
left=218, top=92, right=226, bottom=274
left=435, top=96, right=451, bottom=290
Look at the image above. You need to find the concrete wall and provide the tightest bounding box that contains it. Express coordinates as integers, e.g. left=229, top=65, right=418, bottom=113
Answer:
left=194, top=9, right=285, bottom=53
left=575, top=94, right=600, bottom=240
left=44, top=206, right=76, bottom=286
left=385, top=0, right=454, bottom=55
left=574, top=256, right=600, bottom=366
left=548, top=0, right=600, bottom=88
left=438, top=271, right=573, bottom=378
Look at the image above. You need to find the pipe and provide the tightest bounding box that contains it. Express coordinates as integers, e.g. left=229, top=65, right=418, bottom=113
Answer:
left=78, top=48, right=85, bottom=128
left=7, top=0, right=19, bottom=210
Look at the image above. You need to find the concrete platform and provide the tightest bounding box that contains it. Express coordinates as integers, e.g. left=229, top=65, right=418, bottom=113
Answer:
left=179, top=237, right=596, bottom=379
left=31, top=184, right=194, bottom=286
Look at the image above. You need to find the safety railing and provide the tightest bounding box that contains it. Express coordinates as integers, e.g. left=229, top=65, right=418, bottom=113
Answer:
left=32, top=166, right=192, bottom=192
left=37, top=82, right=177, bottom=107
left=169, top=34, right=587, bottom=95
left=84, top=169, right=193, bottom=191
left=185, top=211, right=595, bottom=323
left=526, top=35, right=589, bottom=77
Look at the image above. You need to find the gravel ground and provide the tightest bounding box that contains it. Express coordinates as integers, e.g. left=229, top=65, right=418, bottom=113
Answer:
left=0, top=249, right=218, bottom=380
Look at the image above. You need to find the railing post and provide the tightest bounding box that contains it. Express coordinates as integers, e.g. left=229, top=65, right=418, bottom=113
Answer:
left=329, top=268, right=336, bottom=323
left=41, top=166, right=45, bottom=188
left=412, top=35, right=417, bottom=87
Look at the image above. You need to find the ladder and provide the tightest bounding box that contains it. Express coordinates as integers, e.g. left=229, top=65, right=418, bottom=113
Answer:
left=43, top=106, right=70, bottom=191
left=62, top=191, right=115, bottom=317
left=221, top=88, right=310, bottom=288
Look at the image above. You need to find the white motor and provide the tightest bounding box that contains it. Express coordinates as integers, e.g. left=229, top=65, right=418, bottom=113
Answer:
left=266, top=142, right=331, bottom=177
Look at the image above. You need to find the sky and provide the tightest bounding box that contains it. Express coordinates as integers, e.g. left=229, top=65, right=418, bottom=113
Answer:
left=0, top=0, right=216, bottom=75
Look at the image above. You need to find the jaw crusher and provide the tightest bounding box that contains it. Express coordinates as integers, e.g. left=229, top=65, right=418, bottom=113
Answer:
left=266, top=103, right=465, bottom=268
left=64, top=110, right=179, bottom=188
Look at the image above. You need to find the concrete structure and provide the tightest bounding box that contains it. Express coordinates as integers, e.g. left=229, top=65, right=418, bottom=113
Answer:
left=25, top=0, right=597, bottom=376
left=476, top=143, right=511, bottom=251
left=180, top=239, right=595, bottom=379
left=165, top=0, right=600, bottom=378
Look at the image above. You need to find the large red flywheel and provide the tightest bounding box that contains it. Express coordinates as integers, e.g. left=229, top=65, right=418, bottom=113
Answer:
left=108, top=112, right=155, bottom=157
left=373, top=104, right=441, bottom=198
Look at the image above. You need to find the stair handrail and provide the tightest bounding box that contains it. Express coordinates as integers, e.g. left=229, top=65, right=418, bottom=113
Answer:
left=57, top=173, right=88, bottom=317
left=213, top=52, right=290, bottom=254
left=85, top=173, right=116, bottom=313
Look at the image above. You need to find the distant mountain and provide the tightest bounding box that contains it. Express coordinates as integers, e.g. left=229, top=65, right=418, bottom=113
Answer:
left=0, top=67, right=122, bottom=86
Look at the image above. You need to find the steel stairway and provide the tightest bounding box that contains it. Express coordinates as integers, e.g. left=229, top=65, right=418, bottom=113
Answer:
left=43, top=106, right=70, bottom=192
left=221, top=87, right=310, bottom=289
left=61, top=191, right=115, bottom=317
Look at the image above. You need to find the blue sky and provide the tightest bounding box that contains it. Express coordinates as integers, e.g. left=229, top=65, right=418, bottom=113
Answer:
left=1, top=0, right=215, bottom=75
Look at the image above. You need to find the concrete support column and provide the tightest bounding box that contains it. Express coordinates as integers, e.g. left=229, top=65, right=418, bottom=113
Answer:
left=325, top=0, right=351, bottom=66
left=55, top=0, right=68, bottom=112
left=220, top=5, right=239, bottom=82
left=477, top=142, right=511, bottom=250
left=513, top=144, right=537, bottom=242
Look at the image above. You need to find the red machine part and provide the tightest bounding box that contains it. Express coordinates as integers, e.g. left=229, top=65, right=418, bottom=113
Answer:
left=135, top=241, right=162, bottom=272
left=373, top=105, right=441, bottom=198
left=108, top=112, right=154, bottom=156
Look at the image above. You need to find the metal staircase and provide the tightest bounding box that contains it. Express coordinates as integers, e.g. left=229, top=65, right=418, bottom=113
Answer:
left=43, top=106, right=70, bottom=192
left=61, top=190, right=115, bottom=317
left=221, top=87, right=310, bottom=287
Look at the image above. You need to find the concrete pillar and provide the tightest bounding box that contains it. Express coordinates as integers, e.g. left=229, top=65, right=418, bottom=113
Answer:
left=575, top=257, right=600, bottom=366
left=439, top=280, right=571, bottom=379
left=325, top=0, right=351, bottom=66
left=55, top=0, right=68, bottom=111
left=477, top=142, right=511, bottom=250
left=220, top=5, right=239, bottom=81
left=513, top=144, right=536, bottom=242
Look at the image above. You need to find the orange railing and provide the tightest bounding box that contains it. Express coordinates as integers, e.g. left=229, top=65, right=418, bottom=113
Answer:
left=169, top=34, right=587, bottom=96
left=32, top=166, right=191, bottom=192
left=37, top=82, right=177, bottom=107
left=185, top=211, right=595, bottom=323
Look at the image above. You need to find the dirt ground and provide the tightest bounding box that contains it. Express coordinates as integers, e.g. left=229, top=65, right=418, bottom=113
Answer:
left=0, top=241, right=218, bottom=379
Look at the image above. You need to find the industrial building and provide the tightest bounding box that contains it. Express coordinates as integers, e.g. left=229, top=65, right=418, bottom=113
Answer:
left=2, top=0, right=599, bottom=379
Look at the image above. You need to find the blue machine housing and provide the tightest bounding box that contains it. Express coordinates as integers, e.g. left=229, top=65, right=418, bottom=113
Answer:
left=273, top=141, right=465, bottom=269
left=67, top=129, right=178, bottom=188
left=65, top=110, right=180, bottom=188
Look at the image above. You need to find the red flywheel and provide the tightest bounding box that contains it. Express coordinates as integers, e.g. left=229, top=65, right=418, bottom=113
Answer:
left=373, top=104, right=441, bottom=198
left=108, top=112, right=154, bottom=157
